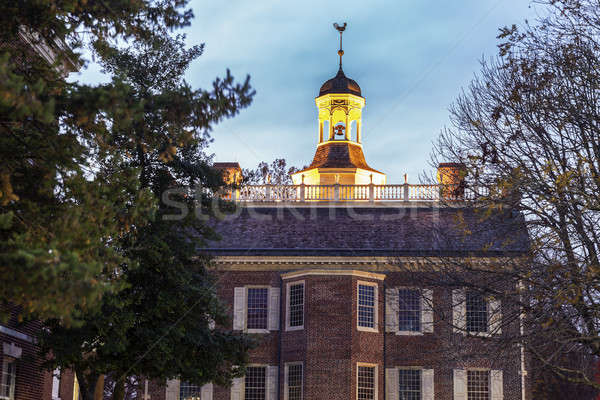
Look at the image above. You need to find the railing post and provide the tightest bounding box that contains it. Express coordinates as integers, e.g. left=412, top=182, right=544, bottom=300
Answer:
left=334, top=183, right=340, bottom=201
left=265, top=184, right=271, bottom=201
left=403, top=183, right=410, bottom=202
left=369, top=183, right=374, bottom=202
left=232, top=187, right=238, bottom=202
left=299, top=183, right=305, bottom=202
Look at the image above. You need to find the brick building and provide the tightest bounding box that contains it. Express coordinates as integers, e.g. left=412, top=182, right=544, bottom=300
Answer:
left=152, top=26, right=529, bottom=400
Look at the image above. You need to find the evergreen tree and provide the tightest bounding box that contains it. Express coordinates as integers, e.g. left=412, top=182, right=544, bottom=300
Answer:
left=38, top=26, right=256, bottom=400
left=0, top=0, right=202, bottom=322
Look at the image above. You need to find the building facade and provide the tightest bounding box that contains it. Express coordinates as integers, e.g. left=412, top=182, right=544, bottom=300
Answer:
left=152, top=27, right=529, bottom=400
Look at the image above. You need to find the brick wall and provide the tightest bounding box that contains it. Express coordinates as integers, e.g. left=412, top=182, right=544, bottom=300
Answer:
left=147, top=266, right=528, bottom=400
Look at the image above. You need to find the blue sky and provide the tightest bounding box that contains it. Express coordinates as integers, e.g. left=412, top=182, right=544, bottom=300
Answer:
left=78, top=0, right=539, bottom=183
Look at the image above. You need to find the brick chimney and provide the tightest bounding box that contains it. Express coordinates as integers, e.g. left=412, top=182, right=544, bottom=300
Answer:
left=214, top=162, right=242, bottom=185
left=437, top=162, right=466, bottom=199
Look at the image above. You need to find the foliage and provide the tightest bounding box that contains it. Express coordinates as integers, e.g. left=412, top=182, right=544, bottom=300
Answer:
left=37, top=26, right=255, bottom=400
left=410, top=0, right=600, bottom=391
left=0, top=0, right=200, bottom=323
left=242, top=158, right=303, bottom=185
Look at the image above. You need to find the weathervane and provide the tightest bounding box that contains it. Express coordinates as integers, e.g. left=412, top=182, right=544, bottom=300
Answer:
left=333, top=22, right=347, bottom=69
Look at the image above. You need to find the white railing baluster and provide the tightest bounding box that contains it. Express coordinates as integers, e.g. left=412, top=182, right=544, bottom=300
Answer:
left=226, top=183, right=487, bottom=202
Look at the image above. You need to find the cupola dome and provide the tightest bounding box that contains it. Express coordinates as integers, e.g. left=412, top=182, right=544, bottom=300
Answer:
left=319, top=67, right=362, bottom=97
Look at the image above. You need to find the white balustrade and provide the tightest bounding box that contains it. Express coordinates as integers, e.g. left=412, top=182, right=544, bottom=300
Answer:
left=224, top=183, right=487, bottom=202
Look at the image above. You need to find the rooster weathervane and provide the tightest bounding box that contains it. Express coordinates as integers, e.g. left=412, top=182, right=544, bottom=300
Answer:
left=333, top=22, right=347, bottom=69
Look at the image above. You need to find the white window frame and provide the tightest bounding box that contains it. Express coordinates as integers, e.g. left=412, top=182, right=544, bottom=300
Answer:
left=397, top=366, right=422, bottom=399
left=286, top=281, right=305, bottom=331
left=244, top=364, right=267, bottom=400
left=245, top=286, right=271, bottom=334
left=284, top=362, right=303, bottom=400
left=396, top=287, right=423, bottom=336
left=0, top=358, right=16, bottom=400
left=454, top=288, right=502, bottom=337
left=466, top=368, right=491, bottom=400
left=357, top=281, right=378, bottom=332
left=356, top=363, right=378, bottom=400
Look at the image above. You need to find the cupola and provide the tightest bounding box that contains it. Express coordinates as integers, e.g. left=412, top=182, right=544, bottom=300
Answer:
left=291, top=23, right=386, bottom=186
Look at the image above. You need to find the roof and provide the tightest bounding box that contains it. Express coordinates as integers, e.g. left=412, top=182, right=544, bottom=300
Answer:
left=296, top=141, right=383, bottom=174
left=205, top=206, right=529, bottom=257
left=214, top=162, right=241, bottom=170
left=319, top=68, right=362, bottom=97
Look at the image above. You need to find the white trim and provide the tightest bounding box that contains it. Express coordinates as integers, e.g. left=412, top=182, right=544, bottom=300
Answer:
left=491, top=370, right=503, bottom=400
left=356, top=363, right=378, bottom=400
left=244, top=285, right=271, bottom=333
left=282, top=269, right=385, bottom=280
left=285, top=281, right=305, bottom=331
left=395, top=287, right=424, bottom=335
left=0, top=358, right=16, bottom=400
left=0, top=326, right=35, bottom=343
left=357, top=281, right=378, bottom=332
left=284, top=362, right=303, bottom=400
left=268, top=287, right=280, bottom=331
left=385, top=368, right=398, bottom=400
left=51, top=368, right=61, bottom=400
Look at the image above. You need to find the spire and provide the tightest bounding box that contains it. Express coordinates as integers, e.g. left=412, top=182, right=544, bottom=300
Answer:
left=333, top=22, right=347, bottom=70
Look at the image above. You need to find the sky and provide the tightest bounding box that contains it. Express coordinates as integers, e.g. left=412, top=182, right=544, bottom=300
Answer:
left=78, top=0, right=539, bottom=183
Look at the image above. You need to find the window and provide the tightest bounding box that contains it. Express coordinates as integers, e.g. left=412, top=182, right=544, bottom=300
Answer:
left=466, top=291, right=488, bottom=333
left=398, top=289, right=421, bottom=332
left=287, top=282, right=304, bottom=329
left=467, top=370, right=489, bottom=400
left=0, top=359, right=16, bottom=400
left=286, top=363, right=303, bottom=400
left=247, top=288, right=269, bottom=330
left=180, top=382, right=201, bottom=400
left=357, top=365, right=376, bottom=400
left=398, top=369, right=421, bottom=400
left=358, top=283, right=376, bottom=330
left=245, top=366, right=266, bottom=400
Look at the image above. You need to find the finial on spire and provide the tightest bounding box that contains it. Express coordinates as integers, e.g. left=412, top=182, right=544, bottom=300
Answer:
left=333, top=22, right=347, bottom=70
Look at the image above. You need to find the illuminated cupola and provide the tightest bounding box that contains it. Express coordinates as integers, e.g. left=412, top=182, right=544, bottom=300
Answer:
left=292, top=23, right=386, bottom=186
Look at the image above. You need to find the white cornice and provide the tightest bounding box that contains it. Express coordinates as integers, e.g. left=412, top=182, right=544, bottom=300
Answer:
left=281, top=269, right=385, bottom=280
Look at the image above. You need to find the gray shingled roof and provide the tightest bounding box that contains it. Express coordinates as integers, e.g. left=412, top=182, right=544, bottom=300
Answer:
left=205, top=206, right=529, bottom=257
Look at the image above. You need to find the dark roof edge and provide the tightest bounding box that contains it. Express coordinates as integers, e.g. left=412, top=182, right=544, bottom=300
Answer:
left=205, top=248, right=528, bottom=257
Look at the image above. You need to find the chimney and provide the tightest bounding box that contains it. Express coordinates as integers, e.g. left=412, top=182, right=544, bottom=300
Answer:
left=214, top=162, right=243, bottom=185
left=437, top=162, right=466, bottom=199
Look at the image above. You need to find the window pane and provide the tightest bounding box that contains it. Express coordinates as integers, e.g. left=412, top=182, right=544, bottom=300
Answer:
left=1, top=359, right=16, bottom=399
left=357, top=366, right=375, bottom=400
left=467, top=370, right=489, bottom=400
left=466, top=292, right=488, bottom=333
left=287, top=364, right=303, bottom=400
left=180, top=382, right=202, bottom=400
left=398, top=289, right=421, bottom=332
left=358, top=285, right=375, bottom=328
left=247, top=288, right=269, bottom=330
left=289, top=284, right=304, bottom=327
left=398, top=369, right=421, bottom=400
left=245, top=367, right=266, bottom=400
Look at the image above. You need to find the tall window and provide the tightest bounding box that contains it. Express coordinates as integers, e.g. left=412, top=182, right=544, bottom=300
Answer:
left=180, top=382, right=201, bottom=400
left=247, top=288, right=269, bottom=330
left=245, top=366, right=266, bottom=400
left=398, top=289, right=421, bottom=332
left=287, top=363, right=303, bottom=400
left=357, top=365, right=376, bottom=400
left=398, top=369, right=421, bottom=400
left=358, top=284, right=376, bottom=329
left=288, top=283, right=304, bottom=328
left=467, top=370, right=489, bottom=400
left=0, top=358, right=16, bottom=400
left=466, top=291, right=488, bottom=333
